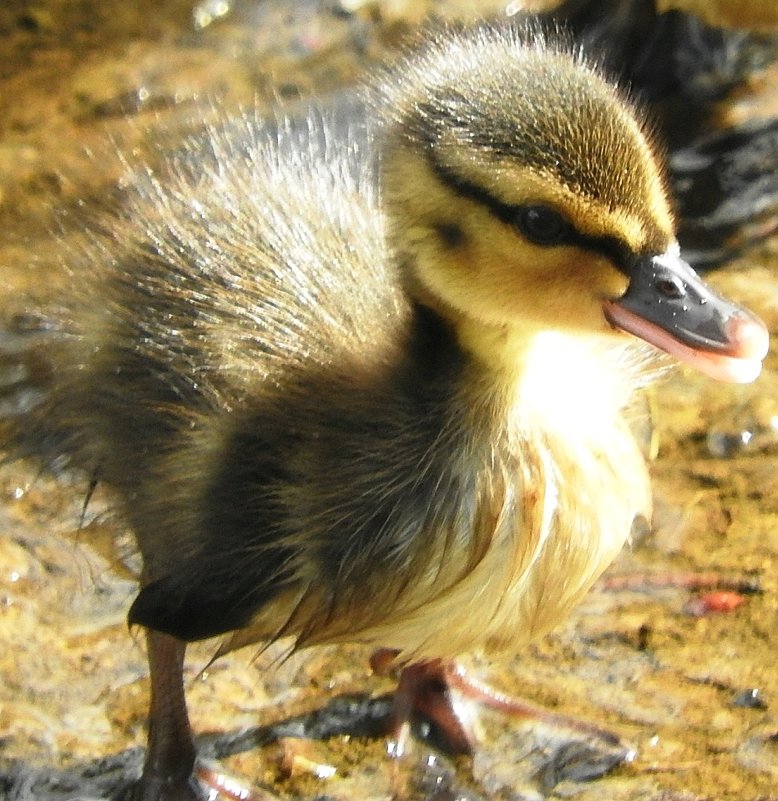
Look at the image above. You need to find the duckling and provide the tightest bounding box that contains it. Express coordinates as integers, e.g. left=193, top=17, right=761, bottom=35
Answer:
left=8, top=23, right=768, bottom=801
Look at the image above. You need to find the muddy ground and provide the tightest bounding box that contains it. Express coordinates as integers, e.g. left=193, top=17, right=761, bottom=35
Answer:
left=0, top=1, right=776, bottom=800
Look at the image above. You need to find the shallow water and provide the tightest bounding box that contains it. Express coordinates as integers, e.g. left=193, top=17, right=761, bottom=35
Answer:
left=0, top=2, right=776, bottom=800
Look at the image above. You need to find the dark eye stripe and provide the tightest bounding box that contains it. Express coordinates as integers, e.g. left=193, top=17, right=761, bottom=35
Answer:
left=425, top=149, right=634, bottom=274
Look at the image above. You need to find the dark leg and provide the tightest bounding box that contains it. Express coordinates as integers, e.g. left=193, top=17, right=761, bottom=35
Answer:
left=137, top=630, right=203, bottom=801
left=392, top=660, right=473, bottom=756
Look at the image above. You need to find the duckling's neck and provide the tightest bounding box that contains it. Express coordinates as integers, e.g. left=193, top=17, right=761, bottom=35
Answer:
left=448, top=310, right=648, bottom=442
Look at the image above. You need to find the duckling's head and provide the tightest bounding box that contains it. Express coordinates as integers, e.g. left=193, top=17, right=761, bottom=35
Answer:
left=380, top=25, right=767, bottom=383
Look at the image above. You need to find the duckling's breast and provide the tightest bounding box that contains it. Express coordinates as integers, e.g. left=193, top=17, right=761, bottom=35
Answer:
left=304, top=374, right=651, bottom=662
left=213, top=329, right=653, bottom=663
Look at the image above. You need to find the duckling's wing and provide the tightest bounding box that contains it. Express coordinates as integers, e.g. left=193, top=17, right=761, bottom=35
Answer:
left=28, top=104, right=400, bottom=436
left=6, top=104, right=410, bottom=612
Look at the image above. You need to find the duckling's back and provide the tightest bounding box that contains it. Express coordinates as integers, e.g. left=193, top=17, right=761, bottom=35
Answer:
left=90, top=109, right=403, bottom=408
left=12, top=109, right=408, bottom=575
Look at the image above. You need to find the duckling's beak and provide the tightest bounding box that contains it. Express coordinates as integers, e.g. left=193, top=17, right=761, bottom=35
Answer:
left=603, top=252, right=769, bottom=383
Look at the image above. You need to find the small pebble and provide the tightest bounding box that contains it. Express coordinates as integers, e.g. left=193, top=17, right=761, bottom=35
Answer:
left=733, top=688, right=767, bottom=710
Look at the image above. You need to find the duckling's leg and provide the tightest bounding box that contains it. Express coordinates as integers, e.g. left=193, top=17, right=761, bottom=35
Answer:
left=386, top=658, right=627, bottom=757
left=389, top=659, right=473, bottom=757
left=138, top=630, right=203, bottom=801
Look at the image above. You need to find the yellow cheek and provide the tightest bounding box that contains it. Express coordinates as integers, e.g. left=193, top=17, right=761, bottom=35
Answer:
left=441, top=238, right=629, bottom=331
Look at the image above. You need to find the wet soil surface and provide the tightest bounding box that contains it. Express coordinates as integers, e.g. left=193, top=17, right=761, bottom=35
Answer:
left=0, top=2, right=777, bottom=800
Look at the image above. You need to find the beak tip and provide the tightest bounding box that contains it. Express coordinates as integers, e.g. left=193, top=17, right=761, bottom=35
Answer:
left=726, top=313, right=770, bottom=362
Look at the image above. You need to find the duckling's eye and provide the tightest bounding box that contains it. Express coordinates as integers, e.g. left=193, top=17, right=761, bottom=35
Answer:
left=514, top=205, right=570, bottom=246
left=656, top=276, right=685, bottom=299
